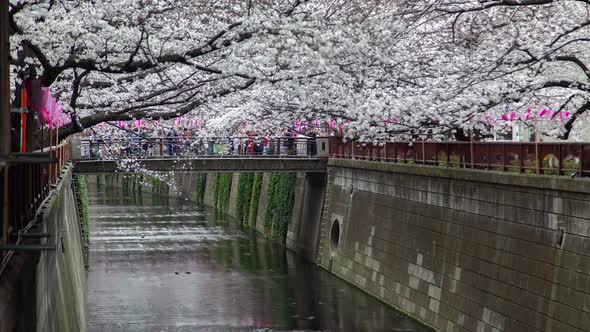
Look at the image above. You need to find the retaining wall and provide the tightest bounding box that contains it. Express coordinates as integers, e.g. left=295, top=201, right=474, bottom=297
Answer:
left=0, top=165, right=87, bottom=332
left=317, top=159, right=590, bottom=332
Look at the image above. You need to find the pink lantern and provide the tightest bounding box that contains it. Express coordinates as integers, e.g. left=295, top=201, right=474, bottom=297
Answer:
left=23, top=80, right=68, bottom=128
left=560, top=112, right=571, bottom=123
left=539, top=109, right=549, bottom=117
left=501, top=113, right=516, bottom=121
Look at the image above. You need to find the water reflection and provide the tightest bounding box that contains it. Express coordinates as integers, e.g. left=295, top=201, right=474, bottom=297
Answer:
left=87, top=176, right=431, bottom=332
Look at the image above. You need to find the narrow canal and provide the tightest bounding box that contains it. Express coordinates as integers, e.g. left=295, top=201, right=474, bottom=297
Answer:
left=86, top=176, right=432, bottom=332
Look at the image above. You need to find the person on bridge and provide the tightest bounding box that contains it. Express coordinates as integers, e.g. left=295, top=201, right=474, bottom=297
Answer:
left=141, top=128, right=150, bottom=156
left=131, top=128, right=142, bottom=157
left=261, top=136, right=269, bottom=155
left=226, top=136, right=234, bottom=155
left=285, top=129, right=297, bottom=155
left=245, top=132, right=255, bottom=155
left=307, top=130, right=317, bottom=156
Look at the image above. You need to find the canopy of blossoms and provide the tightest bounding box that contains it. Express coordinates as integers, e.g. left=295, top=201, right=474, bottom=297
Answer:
left=8, top=0, right=590, bottom=141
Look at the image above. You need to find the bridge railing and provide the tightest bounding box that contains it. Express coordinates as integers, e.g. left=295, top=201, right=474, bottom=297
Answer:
left=70, top=136, right=327, bottom=159
left=328, top=139, right=590, bottom=177
left=70, top=135, right=590, bottom=177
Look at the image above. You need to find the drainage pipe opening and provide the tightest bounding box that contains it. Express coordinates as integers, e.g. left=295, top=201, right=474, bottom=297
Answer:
left=330, top=219, right=340, bottom=256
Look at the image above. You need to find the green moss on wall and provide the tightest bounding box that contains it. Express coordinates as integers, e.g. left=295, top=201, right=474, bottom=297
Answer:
left=264, top=173, right=296, bottom=240
left=73, top=175, right=90, bottom=268
left=236, top=173, right=255, bottom=226
left=213, top=173, right=233, bottom=210
left=249, top=173, right=264, bottom=227
left=195, top=174, right=207, bottom=204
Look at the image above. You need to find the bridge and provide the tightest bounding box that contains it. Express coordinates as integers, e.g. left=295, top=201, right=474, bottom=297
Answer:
left=71, top=136, right=330, bottom=173
left=74, top=157, right=328, bottom=173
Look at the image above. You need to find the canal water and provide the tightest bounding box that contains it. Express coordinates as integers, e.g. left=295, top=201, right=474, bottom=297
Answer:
left=86, top=177, right=432, bottom=332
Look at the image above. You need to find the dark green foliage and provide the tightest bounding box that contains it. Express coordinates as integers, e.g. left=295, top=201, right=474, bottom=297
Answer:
left=195, top=174, right=207, bottom=204
left=73, top=176, right=90, bottom=268
left=150, top=177, right=170, bottom=205
left=151, top=177, right=158, bottom=194
left=236, top=173, right=255, bottom=226
left=213, top=173, right=233, bottom=210
left=249, top=173, right=264, bottom=227
left=151, top=177, right=170, bottom=197
left=264, top=173, right=297, bottom=240
left=121, top=174, right=146, bottom=194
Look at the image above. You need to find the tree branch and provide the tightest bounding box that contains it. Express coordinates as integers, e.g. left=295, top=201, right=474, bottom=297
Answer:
left=559, top=100, right=590, bottom=140
left=57, top=78, right=256, bottom=140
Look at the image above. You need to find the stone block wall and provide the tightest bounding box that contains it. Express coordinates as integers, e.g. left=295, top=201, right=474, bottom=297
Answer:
left=203, top=173, right=216, bottom=207
left=37, top=167, right=88, bottom=332
left=286, top=173, right=327, bottom=261
left=255, top=173, right=271, bottom=234
left=227, top=173, right=241, bottom=219
left=286, top=173, right=307, bottom=250
left=317, top=159, right=590, bottom=332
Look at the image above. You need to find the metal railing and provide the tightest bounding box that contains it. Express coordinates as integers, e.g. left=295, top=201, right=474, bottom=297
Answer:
left=71, top=135, right=590, bottom=177
left=328, top=139, right=590, bottom=177
left=71, top=136, right=324, bottom=159
left=1, top=140, right=70, bottom=272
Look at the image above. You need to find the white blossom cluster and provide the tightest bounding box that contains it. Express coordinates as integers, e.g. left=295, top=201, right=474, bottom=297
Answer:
left=8, top=0, right=590, bottom=141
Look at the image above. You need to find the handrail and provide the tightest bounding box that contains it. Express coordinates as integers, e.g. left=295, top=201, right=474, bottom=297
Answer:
left=71, top=136, right=323, bottom=159
left=1, top=139, right=71, bottom=275
left=71, top=136, right=590, bottom=177
left=328, top=139, right=590, bottom=177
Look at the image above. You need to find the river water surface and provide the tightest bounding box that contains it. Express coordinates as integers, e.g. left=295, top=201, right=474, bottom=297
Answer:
left=86, top=177, right=432, bottom=332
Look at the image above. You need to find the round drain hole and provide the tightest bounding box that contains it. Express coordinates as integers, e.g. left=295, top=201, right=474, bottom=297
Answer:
left=330, top=219, right=340, bottom=256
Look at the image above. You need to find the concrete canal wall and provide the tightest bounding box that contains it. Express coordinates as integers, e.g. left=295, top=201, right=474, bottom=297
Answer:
left=0, top=166, right=87, bottom=332
left=318, top=159, right=590, bottom=332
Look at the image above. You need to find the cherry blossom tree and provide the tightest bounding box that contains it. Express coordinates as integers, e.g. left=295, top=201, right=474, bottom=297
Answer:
left=392, top=0, right=590, bottom=140
left=8, top=0, right=590, bottom=142
left=200, top=0, right=590, bottom=141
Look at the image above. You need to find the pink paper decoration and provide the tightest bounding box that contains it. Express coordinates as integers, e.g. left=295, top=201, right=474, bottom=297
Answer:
left=24, top=81, right=70, bottom=129
left=538, top=109, right=549, bottom=117
left=501, top=113, right=516, bottom=121
left=40, top=87, right=67, bottom=129
left=492, top=108, right=570, bottom=124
